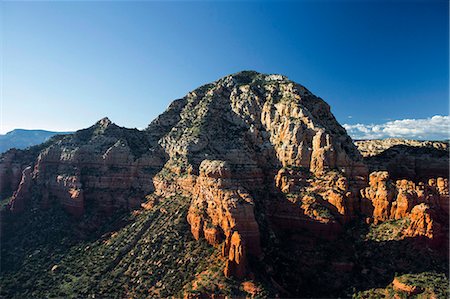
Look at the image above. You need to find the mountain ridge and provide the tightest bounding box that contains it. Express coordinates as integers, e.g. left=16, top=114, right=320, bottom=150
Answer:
left=0, top=71, right=448, bottom=298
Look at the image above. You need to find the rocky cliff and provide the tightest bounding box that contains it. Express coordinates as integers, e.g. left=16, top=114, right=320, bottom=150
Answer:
left=4, top=117, right=167, bottom=217
left=360, top=171, right=448, bottom=246
left=143, top=71, right=368, bottom=278
left=356, top=139, right=449, bottom=181
left=1, top=71, right=448, bottom=298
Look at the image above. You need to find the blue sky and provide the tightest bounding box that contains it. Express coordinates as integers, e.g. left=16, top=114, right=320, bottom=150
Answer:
left=1, top=0, right=448, bottom=139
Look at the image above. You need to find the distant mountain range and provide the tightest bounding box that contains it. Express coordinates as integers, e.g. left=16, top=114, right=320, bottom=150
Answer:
left=0, top=129, right=72, bottom=153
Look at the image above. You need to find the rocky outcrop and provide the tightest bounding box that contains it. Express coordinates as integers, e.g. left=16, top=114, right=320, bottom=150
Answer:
left=356, top=140, right=449, bottom=244
left=149, top=71, right=368, bottom=276
left=361, top=171, right=448, bottom=242
left=223, top=231, right=247, bottom=278
left=404, top=203, right=441, bottom=240
left=1, top=71, right=371, bottom=278
left=190, top=160, right=261, bottom=255
left=270, top=167, right=355, bottom=238
left=2, top=72, right=367, bottom=220
left=185, top=160, right=261, bottom=277
left=9, top=166, right=33, bottom=213
left=392, top=277, right=424, bottom=296
left=0, top=149, right=37, bottom=200
left=361, top=172, right=448, bottom=221
left=1, top=71, right=449, bottom=298
left=156, top=71, right=366, bottom=179
left=1, top=118, right=167, bottom=216
left=360, top=172, right=396, bottom=223
left=355, top=138, right=448, bottom=157
left=3, top=71, right=448, bottom=286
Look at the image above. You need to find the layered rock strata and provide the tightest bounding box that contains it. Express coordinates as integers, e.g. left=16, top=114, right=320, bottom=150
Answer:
left=9, top=166, right=33, bottom=213
left=147, top=71, right=368, bottom=276
left=3, top=118, right=167, bottom=216
left=360, top=171, right=448, bottom=242
left=2, top=71, right=448, bottom=282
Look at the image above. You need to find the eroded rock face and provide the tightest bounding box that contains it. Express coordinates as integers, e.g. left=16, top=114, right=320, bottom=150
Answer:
left=270, top=167, right=355, bottom=238
left=0, top=149, right=39, bottom=200
left=156, top=72, right=366, bottom=179
left=9, top=166, right=33, bottom=213
left=148, top=71, right=368, bottom=277
left=361, top=171, right=448, bottom=241
left=360, top=172, right=396, bottom=223
left=356, top=140, right=449, bottom=243
left=2, top=71, right=449, bottom=298
left=186, top=160, right=261, bottom=277
left=404, top=203, right=441, bottom=240
left=4, top=71, right=447, bottom=284
left=2, top=118, right=167, bottom=216
left=223, top=231, right=247, bottom=279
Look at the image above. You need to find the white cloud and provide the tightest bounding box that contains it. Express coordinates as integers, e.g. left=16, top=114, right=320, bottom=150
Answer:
left=343, top=115, right=450, bottom=140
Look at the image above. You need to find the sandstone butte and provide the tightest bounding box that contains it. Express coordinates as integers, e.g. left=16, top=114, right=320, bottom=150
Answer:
left=0, top=71, right=448, bottom=287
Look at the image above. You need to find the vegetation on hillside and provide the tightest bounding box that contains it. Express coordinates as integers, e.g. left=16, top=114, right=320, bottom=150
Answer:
left=1, top=195, right=221, bottom=298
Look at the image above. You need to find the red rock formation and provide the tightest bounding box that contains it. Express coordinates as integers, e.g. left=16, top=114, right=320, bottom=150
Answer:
left=429, top=178, right=449, bottom=214
left=389, top=179, right=418, bottom=220
left=392, top=277, right=424, bottom=296
left=9, top=121, right=154, bottom=217
left=241, top=281, right=261, bottom=297
left=273, top=166, right=361, bottom=228
left=185, top=160, right=261, bottom=278
left=3, top=119, right=167, bottom=215
left=1, top=71, right=449, bottom=298
left=9, top=166, right=33, bottom=213
left=360, top=171, right=396, bottom=223
left=404, top=204, right=441, bottom=240
left=361, top=172, right=448, bottom=225
left=3, top=73, right=368, bottom=248
left=0, top=150, right=32, bottom=199
left=360, top=171, right=448, bottom=245
left=39, top=175, right=85, bottom=217
left=316, top=172, right=359, bottom=222
left=222, top=231, right=246, bottom=278
left=147, top=72, right=370, bottom=280
left=259, top=96, right=367, bottom=182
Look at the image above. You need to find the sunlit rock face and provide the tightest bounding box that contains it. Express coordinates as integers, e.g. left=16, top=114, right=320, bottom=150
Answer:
left=0, top=71, right=374, bottom=278
left=146, top=71, right=369, bottom=277
left=360, top=171, right=448, bottom=244
left=2, top=71, right=448, bottom=284
left=4, top=118, right=167, bottom=217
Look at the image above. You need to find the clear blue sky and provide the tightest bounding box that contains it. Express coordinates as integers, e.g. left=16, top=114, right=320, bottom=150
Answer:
left=1, top=0, right=448, bottom=138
